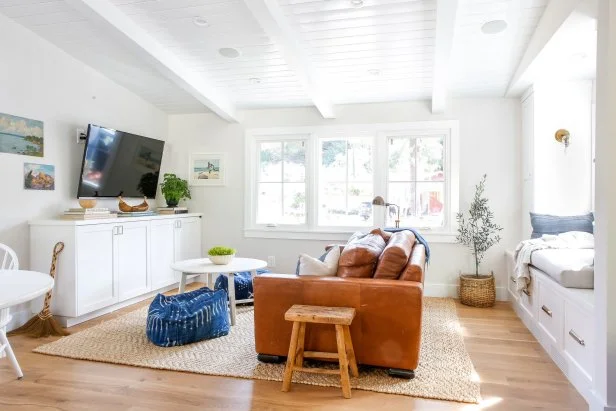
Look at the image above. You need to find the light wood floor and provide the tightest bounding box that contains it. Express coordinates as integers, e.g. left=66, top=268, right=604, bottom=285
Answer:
left=0, top=283, right=587, bottom=411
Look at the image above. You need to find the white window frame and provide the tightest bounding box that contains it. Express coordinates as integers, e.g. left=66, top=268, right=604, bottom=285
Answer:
left=245, top=121, right=459, bottom=243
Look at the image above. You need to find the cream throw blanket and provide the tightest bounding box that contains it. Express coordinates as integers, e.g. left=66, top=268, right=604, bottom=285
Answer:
left=514, top=231, right=594, bottom=291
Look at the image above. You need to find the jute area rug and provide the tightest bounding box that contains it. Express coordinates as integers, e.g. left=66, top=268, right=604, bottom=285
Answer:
left=34, top=297, right=481, bottom=404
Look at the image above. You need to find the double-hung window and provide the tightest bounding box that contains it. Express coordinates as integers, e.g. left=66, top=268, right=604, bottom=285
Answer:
left=246, top=121, right=459, bottom=241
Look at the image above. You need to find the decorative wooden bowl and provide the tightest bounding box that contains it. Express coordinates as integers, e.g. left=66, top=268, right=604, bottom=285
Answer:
left=78, top=198, right=97, bottom=209
left=118, top=196, right=149, bottom=212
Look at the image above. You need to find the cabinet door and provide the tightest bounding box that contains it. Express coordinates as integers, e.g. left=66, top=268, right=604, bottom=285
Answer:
left=116, top=221, right=149, bottom=301
left=150, top=219, right=177, bottom=290
left=174, top=217, right=202, bottom=262
left=76, top=224, right=117, bottom=315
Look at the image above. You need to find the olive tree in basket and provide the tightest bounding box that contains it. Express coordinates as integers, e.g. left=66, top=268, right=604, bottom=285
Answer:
left=456, top=174, right=503, bottom=307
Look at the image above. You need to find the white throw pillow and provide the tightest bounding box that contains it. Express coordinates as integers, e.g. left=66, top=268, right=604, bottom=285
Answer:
left=298, top=246, right=341, bottom=276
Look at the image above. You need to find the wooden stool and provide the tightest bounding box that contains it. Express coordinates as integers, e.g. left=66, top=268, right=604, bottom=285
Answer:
left=281, top=304, right=359, bottom=399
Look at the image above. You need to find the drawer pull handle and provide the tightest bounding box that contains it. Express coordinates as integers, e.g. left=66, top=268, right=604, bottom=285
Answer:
left=510, top=276, right=517, bottom=283
left=569, top=330, right=585, bottom=346
left=541, top=305, right=552, bottom=317
left=522, top=289, right=530, bottom=296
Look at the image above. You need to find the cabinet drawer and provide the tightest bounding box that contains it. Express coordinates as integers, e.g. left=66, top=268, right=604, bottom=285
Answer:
left=519, top=278, right=535, bottom=319
left=563, top=301, right=593, bottom=379
left=537, top=280, right=562, bottom=346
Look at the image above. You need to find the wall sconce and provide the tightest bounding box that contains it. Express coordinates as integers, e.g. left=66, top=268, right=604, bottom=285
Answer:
left=555, top=129, right=571, bottom=151
left=372, top=196, right=400, bottom=228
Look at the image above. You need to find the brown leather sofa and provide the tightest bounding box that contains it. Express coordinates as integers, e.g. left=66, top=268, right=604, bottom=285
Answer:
left=253, top=229, right=427, bottom=379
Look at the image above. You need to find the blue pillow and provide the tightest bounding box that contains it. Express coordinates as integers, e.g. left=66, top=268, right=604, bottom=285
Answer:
left=214, top=268, right=270, bottom=301
left=530, top=212, right=594, bottom=239
left=146, top=287, right=229, bottom=347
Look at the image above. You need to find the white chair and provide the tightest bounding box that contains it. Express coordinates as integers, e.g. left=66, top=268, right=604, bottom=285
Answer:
left=0, top=243, right=20, bottom=377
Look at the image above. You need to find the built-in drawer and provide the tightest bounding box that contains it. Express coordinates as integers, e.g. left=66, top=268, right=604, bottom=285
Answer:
left=519, top=276, right=535, bottom=319
left=537, top=279, right=563, bottom=346
left=505, top=250, right=518, bottom=300
left=563, top=300, right=594, bottom=380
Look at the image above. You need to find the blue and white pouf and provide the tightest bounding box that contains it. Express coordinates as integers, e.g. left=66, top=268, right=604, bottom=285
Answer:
left=214, top=268, right=270, bottom=301
left=146, top=287, right=230, bottom=347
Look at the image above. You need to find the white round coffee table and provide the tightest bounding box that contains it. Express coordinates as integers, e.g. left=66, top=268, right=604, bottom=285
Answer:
left=170, top=257, right=267, bottom=326
left=0, top=269, right=54, bottom=379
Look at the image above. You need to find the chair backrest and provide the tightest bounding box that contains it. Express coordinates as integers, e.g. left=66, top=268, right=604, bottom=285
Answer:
left=0, top=243, right=18, bottom=270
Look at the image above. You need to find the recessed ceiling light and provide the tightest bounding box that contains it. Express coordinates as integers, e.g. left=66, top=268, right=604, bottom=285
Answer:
left=481, top=20, right=508, bottom=35
left=367, top=69, right=381, bottom=76
left=249, top=77, right=262, bottom=84
left=350, top=0, right=364, bottom=8
left=570, top=52, right=588, bottom=61
left=218, top=47, right=241, bottom=58
left=193, top=16, right=209, bottom=27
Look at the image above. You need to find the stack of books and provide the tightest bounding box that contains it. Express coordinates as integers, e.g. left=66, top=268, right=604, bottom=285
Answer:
left=118, top=210, right=157, bottom=217
left=157, top=207, right=189, bottom=215
left=62, top=208, right=117, bottom=220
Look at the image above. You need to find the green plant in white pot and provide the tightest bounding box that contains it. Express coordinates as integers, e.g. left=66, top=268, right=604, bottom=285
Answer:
left=208, top=246, right=236, bottom=265
left=456, top=174, right=503, bottom=307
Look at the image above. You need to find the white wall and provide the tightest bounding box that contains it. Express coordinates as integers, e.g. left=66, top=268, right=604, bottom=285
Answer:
left=532, top=80, right=594, bottom=215
left=166, top=98, right=521, bottom=300
left=0, top=14, right=168, bottom=328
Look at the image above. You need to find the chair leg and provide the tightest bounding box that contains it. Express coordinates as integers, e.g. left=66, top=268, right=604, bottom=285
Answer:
left=295, top=323, right=306, bottom=367
left=0, top=330, right=23, bottom=379
left=335, top=324, right=352, bottom=399
left=282, top=321, right=301, bottom=392
left=343, top=325, right=358, bottom=378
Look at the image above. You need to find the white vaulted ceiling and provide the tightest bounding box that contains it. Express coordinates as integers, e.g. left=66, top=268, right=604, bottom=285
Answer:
left=0, top=0, right=595, bottom=120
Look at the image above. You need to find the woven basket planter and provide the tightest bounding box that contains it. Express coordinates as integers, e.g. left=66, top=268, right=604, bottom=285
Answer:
left=459, top=273, right=495, bottom=308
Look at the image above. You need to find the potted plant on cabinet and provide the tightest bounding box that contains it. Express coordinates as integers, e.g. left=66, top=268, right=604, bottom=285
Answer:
left=456, top=174, right=503, bottom=307
left=160, top=173, right=191, bottom=207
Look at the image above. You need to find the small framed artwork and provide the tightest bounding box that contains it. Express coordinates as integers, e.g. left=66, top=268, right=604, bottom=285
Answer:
left=24, top=162, right=55, bottom=190
left=189, top=153, right=226, bottom=186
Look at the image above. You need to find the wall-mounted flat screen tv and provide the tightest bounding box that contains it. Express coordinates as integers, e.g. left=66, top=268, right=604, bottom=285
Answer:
left=77, top=124, right=165, bottom=198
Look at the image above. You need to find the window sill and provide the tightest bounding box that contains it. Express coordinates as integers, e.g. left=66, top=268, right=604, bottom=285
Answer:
left=243, top=228, right=458, bottom=243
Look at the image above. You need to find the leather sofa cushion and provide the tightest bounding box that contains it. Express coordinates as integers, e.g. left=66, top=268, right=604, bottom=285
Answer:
left=400, top=244, right=427, bottom=282
left=374, top=230, right=416, bottom=279
left=337, top=233, right=386, bottom=278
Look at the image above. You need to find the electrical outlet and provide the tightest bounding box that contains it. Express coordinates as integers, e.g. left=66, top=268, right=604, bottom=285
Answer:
left=76, top=128, right=86, bottom=144
left=267, top=256, right=276, bottom=267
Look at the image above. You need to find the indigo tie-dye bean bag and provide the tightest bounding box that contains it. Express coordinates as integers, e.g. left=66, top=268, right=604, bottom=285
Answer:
left=146, top=287, right=229, bottom=347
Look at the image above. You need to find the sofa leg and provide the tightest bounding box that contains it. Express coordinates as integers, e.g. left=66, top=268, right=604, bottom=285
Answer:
left=387, top=368, right=415, bottom=379
left=257, top=354, right=286, bottom=364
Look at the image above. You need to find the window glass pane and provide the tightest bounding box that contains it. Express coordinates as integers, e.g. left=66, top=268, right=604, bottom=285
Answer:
left=347, top=137, right=373, bottom=182
left=387, top=182, right=445, bottom=227
left=417, top=137, right=444, bottom=181
left=320, top=139, right=347, bottom=182
left=388, top=137, right=416, bottom=182
left=283, top=141, right=305, bottom=182
left=256, top=182, right=282, bottom=224
left=282, top=183, right=306, bottom=224
left=348, top=183, right=373, bottom=225
left=259, top=142, right=282, bottom=182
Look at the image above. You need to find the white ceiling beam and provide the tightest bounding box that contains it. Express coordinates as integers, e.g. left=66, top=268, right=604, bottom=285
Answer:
left=506, top=0, right=582, bottom=96
left=65, top=0, right=238, bottom=122
left=431, top=0, right=459, bottom=114
left=243, top=0, right=335, bottom=119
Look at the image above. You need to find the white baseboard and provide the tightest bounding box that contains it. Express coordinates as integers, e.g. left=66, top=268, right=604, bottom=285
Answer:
left=6, top=309, right=32, bottom=333
left=589, top=390, right=616, bottom=411
left=424, top=283, right=508, bottom=301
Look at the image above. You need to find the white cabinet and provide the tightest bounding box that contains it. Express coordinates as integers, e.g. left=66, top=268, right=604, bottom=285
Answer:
left=116, top=221, right=150, bottom=301
left=76, top=224, right=116, bottom=315
left=150, top=219, right=176, bottom=290
left=30, top=214, right=202, bottom=326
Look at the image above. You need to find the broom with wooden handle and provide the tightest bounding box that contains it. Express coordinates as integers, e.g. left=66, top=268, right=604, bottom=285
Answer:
left=8, top=242, right=70, bottom=337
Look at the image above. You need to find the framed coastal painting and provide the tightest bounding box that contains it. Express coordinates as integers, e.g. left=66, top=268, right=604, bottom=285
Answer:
left=0, top=112, right=44, bottom=157
left=24, top=163, right=55, bottom=190
left=189, top=153, right=226, bottom=186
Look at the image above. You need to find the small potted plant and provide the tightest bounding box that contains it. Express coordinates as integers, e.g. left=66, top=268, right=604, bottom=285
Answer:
left=456, top=174, right=503, bottom=308
left=208, top=246, right=236, bottom=265
left=160, top=173, right=191, bottom=208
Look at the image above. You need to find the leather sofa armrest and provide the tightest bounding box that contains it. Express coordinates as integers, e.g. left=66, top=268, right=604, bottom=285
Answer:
left=400, top=244, right=426, bottom=283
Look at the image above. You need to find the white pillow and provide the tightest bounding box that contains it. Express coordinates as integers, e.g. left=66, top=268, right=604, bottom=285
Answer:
left=298, top=246, right=341, bottom=276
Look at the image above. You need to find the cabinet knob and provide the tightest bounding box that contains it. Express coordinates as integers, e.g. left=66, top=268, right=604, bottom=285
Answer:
left=568, top=329, right=585, bottom=346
